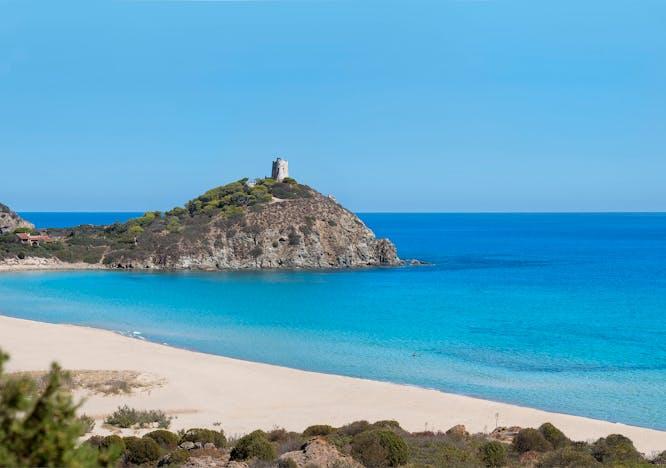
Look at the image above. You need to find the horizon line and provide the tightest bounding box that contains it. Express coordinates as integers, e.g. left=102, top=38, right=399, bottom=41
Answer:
left=17, top=210, right=666, bottom=215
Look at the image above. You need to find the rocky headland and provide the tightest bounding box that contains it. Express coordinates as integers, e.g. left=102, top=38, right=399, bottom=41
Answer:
left=0, top=203, right=34, bottom=234
left=0, top=178, right=400, bottom=270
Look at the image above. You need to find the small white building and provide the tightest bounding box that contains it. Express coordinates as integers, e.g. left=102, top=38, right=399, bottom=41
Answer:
left=271, top=158, right=289, bottom=182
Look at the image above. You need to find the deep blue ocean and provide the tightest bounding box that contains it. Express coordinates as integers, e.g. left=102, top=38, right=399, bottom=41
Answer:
left=3, top=212, right=666, bottom=430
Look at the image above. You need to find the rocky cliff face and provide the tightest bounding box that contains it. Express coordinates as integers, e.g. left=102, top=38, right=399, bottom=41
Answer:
left=0, top=203, right=33, bottom=234
left=109, top=191, right=400, bottom=270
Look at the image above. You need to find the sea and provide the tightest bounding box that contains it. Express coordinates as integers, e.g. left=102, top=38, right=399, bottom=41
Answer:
left=2, top=212, right=665, bottom=430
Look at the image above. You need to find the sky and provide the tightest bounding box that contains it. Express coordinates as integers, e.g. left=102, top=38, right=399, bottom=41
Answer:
left=0, top=0, right=664, bottom=212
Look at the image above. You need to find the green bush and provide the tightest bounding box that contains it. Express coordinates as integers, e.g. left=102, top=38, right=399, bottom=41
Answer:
left=101, top=435, right=126, bottom=452
left=0, top=350, right=97, bottom=467
left=100, top=436, right=126, bottom=467
left=123, top=436, right=161, bottom=465
left=78, top=414, right=95, bottom=433
left=230, top=430, right=276, bottom=461
left=84, top=435, right=125, bottom=467
left=513, top=428, right=553, bottom=453
left=179, top=428, right=226, bottom=448
left=479, top=441, right=507, bottom=467
left=159, top=448, right=190, bottom=466
left=338, top=420, right=372, bottom=437
left=104, top=405, right=171, bottom=428
left=303, top=424, right=336, bottom=437
left=539, top=422, right=570, bottom=449
left=433, top=444, right=479, bottom=466
left=351, top=430, right=410, bottom=467
left=144, top=429, right=180, bottom=449
left=591, top=434, right=644, bottom=464
left=372, top=420, right=403, bottom=430
left=538, top=446, right=600, bottom=467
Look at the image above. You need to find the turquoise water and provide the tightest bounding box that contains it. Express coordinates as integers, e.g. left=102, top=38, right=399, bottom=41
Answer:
left=2, top=213, right=666, bottom=430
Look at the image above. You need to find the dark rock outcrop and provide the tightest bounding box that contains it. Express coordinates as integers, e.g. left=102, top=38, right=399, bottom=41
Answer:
left=279, top=437, right=362, bottom=468
left=0, top=203, right=33, bottom=234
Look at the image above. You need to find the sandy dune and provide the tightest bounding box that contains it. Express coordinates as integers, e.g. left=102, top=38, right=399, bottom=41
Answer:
left=1, top=315, right=665, bottom=456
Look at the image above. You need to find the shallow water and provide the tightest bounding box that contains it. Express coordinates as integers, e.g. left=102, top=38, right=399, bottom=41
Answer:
left=3, top=212, right=666, bottom=429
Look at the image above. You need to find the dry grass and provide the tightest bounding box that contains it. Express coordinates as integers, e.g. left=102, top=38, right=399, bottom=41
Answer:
left=7, top=369, right=165, bottom=396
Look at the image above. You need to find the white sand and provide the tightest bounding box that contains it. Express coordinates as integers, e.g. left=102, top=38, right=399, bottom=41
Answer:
left=1, top=315, right=664, bottom=456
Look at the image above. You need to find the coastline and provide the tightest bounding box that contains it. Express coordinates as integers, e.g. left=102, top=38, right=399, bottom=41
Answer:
left=1, top=315, right=665, bottom=455
left=0, top=258, right=105, bottom=272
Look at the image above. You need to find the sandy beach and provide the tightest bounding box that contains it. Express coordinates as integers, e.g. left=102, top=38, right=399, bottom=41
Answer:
left=0, top=258, right=104, bottom=271
left=1, top=314, right=665, bottom=456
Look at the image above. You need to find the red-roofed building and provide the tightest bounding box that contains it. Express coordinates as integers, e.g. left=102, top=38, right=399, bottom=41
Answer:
left=16, top=232, right=52, bottom=247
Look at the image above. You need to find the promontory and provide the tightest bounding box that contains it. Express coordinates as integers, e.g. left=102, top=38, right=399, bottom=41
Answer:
left=0, top=175, right=400, bottom=270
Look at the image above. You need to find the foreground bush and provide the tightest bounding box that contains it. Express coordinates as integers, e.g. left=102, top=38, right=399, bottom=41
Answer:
left=479, top=441, right=507, bottom=467
left=105, top=405, right=171, bottom=428
left=513, top=428, right=553, bottom=453
left=0, top=350, right=98, bottom=467
left=123, top=436, right=161, bottom=465
left=351, top=430, right=410, bottom=467
left=230, top=430, right=277, bottom=461
left=539, top=422, right=570, bottom=449
left=144, top=429, right=180, bottom=449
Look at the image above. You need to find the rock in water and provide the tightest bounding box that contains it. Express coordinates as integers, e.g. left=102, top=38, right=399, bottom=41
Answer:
left=0, top=203, right=34, bottom=234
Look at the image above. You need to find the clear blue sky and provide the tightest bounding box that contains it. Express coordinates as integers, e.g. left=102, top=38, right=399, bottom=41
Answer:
left=1, top=0, right=664, bottom=212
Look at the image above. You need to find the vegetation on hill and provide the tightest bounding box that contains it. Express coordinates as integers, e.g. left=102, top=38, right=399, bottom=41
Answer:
left=0, top=176, right=399, bottom=269
left=1, top=349, right=664, bottom=467
left=0, top=177, right=314, bottom=265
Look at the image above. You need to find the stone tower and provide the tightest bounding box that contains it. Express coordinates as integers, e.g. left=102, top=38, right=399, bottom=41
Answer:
left=271, top=157, right=289, bottom=182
